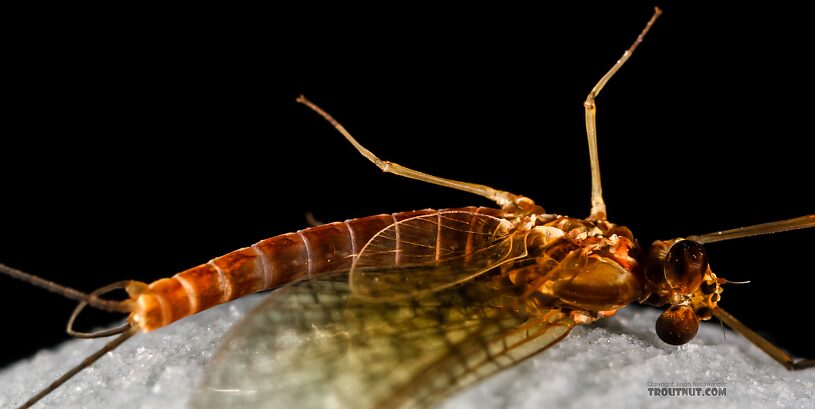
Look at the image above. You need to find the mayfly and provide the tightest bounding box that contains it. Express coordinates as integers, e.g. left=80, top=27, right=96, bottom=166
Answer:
left=1, top=7, right=813, bottom=409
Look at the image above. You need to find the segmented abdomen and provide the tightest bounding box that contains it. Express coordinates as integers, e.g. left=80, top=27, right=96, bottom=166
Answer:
left=129, top=207, right=503, bottom=331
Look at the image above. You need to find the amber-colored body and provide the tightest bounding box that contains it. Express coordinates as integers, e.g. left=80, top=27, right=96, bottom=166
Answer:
left=5, top=8, right=812, bottom=409
left=127, top=207, right=650, bottom=333
left=127, top=207, right=505, bottom=331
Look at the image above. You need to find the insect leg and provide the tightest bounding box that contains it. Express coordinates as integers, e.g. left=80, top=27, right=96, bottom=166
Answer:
left=687, top=215, right=815, bottom=244
left=713, top=307, right=814, bottom=370
left=297, top=96, right=539, bottom=213
left=583, top=7, right=662, bottom=220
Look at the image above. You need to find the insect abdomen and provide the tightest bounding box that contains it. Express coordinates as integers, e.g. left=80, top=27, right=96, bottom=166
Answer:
left=129, top=207, right=497, bottom=331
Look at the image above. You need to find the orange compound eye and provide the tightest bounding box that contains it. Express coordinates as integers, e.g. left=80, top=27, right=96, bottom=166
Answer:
left=655, top=305, right=700, bottom=345
left=664, top=240, right=707, bottom=294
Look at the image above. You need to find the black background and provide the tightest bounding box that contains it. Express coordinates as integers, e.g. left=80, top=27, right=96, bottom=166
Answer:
left=1, top=2, right=812, bottom=368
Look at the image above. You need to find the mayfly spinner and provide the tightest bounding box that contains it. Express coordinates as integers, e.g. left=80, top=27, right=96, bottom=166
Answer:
left=1, top=7, right=812, bottom=409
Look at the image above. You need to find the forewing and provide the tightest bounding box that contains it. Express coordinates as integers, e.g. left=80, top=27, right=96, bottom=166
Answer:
left=192, top=272, right=575, bottom=409
left=350, top=211, right=529, bottom=300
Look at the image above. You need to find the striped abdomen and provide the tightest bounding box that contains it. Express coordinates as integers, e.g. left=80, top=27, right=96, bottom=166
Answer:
left=126, top=207, right=503, bottom=331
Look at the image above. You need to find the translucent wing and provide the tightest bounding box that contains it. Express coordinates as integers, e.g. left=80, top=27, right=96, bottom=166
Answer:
left=192, top=272, right=575, bottom=409
left=350, top=210, right=529, bottom=300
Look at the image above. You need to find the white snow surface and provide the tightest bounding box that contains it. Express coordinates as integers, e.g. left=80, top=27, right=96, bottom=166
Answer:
left=1, top=294, right=813, bottom=409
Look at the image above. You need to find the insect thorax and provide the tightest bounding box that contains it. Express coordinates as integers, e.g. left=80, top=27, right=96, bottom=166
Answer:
left=506, top=214, right=644, bottom=313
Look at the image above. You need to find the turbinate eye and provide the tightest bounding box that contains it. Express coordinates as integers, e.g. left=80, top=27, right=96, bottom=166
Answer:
left=656, top=305, right=700, bottom=345
left=664, top=240, right=708, bottom=294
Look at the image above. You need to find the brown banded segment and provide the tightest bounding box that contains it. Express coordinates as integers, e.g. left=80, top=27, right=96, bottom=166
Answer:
left=391, top=214, right=401, bottom=264
left=146, top=278, right=191, bottom=327
left=173, top=264, right=224, bottom=314
left=253, top=233, right=310, bottom=288
left=209, top=247, right=264, bottom=300
left=298, top=222, right=355, bottom=275
left=208, top=261, right=233, bottom=302
left=345, top=214, right=398, bottom=253
left=296, top=231, right=314, bottom=278
left=251, top=245, right=271, bottom=289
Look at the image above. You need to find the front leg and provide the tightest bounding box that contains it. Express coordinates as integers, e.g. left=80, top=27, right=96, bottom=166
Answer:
left=714, top=307, right=813, bottom=370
